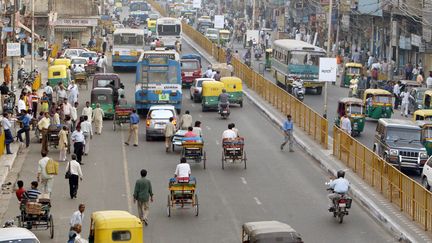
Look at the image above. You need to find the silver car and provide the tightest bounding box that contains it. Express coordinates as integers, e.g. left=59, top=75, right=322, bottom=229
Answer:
left=190, top=78, right=214, bottom=102
left=145, top=105, right=178, bottom=141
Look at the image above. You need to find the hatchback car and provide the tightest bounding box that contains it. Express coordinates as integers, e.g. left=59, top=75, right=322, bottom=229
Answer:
left=79, top=51, right=98, bottom=62
left=145, top=105, right=178, bottom=141
left=190, top=78, right=214, bottom=102
left=71, top=57, right=88, bottom=68
left=181, top=59, right=201, bottom=87
left=0, top=227, right=40, bottom=243
left=61, top=48, right=88, bottom=59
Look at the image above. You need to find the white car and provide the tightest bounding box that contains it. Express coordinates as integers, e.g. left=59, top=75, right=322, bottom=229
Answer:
left=71, top=57, right=88, bottom=68
left=61, top=48, right=88, bottom=59
left=0, top=227, right=40, bottom=243
left=145, top=105, right=178, bottom=141
left=422, top=156, right=432, bottom=190
left=79, top=51, right=98, bottom=62
left=190, top=78, right=214, bottom=103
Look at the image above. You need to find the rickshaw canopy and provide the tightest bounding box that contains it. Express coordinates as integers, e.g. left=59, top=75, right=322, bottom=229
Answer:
left=339, top=97, right=364, bottom=106
left=202, top=81, right=225, bottom=97
left=413, top=109, right=432, bottom=121
left=48, top=65, right=67, bottom=79
left=52, top=58, right=71, bottom=68
left=92, top=73, right=121, bottom=90
left=91, top=210, right=142, bottom=230
left=265, top=49, right=273, bottom=53
left=220, top=77, right=242, bottom=92
left=363, top=89, right=392, bottom=102
left=242, top=221, right=303, bottom=243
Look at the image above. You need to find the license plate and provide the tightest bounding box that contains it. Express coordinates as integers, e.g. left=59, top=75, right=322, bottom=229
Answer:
left=223, top=111, right=228, bottom=114
left=154, top=124, right=166, bottom=129
left=339, top=203, right=346, bottom=208
left=185, top=72, right=193, bottom=76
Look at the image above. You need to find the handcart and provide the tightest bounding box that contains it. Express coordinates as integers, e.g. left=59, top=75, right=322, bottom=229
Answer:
left=74, top=72, right=88, bottom=90
left=85, top=64, right=97, bottom=76
left=47, top=124, right=61, bottom=148
left=17, top=195, right=54, bottom=239
left=222, top=137, right=247, bottom=169
left=113, top=105, right=134, bottom=131
left=167, top=178, right=198, bottom=217
left=181, top=138, right=206, bottom=169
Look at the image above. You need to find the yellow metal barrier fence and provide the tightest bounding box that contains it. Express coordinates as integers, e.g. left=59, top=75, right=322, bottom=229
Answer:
left=149, top=0, right=328, bottom=149
left=333, top=125, right=432, bottom=231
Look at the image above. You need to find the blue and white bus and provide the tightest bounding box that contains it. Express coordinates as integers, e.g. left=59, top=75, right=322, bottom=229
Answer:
left=112, top=28, right=144, bottom=70
left=129, top=1, right=150, bottom=23
left=135, top=50, right=182, bottom=114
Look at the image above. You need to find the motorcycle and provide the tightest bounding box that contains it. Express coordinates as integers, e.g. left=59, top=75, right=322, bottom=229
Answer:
left=349, top=78, right=359, bottom=97
left=326, top=181, right=352, bottom=223
left=292, top=80, right=305, bottom=102
left=219, top=103, right=230, bottom=119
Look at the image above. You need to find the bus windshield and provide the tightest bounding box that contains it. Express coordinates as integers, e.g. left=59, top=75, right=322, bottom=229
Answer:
left=157, top=25, right=181, bottom=36
left=114, top=34, right=143, bottom=45
left=130, top=3, right=149, bottom=11
left=141, top=66, right=178, bottom=84
left=289, top=51, right=325, bottom=65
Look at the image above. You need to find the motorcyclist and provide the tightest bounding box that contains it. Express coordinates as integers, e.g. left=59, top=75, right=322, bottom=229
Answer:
left=349, top=75, right=359, bottom=97
left=218, top=88, right=230, bottom=112
left=292, top=77, right=303, bottom=98
left=244, top=49, right=251, bottom=66
left=328, top=170, right=350, bottom=211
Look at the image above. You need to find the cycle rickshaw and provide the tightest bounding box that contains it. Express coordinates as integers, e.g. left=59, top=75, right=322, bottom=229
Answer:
left=222, top=137, right=247, bottom=169
left=17, top=195, right=54, bottom=239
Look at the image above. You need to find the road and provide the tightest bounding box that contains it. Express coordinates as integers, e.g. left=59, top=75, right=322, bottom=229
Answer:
left=0, top=31, right=398, bottom=242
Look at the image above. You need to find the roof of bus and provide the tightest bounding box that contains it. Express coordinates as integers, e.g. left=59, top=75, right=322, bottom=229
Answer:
left=156, top=17, right=181, bottom=23
left=113, top=28, right=144, bottom=35
left=273, top=39, right=326, bottom=53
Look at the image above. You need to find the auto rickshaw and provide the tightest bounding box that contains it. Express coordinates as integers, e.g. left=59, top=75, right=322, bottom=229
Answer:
left=205, top=28, right=219, bottom=43
left=419, top=121, right=432, bottom=156
left=242, top=221, right=303, bottom=243
left=48, top=65, right=68, bottom=86
left=423, top=90, right=432, bottom=109
left=219, top=30, right=230, bottom=46
left=147, top=18, right=157, bottom=32
left=201, top=81, right=224, bottom=111
left=341, top=62, right=362, bottom=87
left=52, top=58, right=71, bottom=68
left=334, top=97, right=365, bottom=136
left=88, top=210, right=143, bottom=243
left=220, top=77, right=243, bottom=107
left=363, top=89, right=393, bottom=119
left=413, top=109, right=432, bottom=121
left=91, top=88, right=115, bottom=119
left=265, top=48, right=272, bottom=70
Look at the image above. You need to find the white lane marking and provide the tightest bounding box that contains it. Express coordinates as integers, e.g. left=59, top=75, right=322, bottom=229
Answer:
left=215, top=140, right=220, bottom=145
left=240, top=177, right=247, bottom=184
left=206, top=126, right=211, bottom=130
left=198, top=114, right=203, bottom=118
left=121, top=132, right=133, bottom=212
left=254, top=197, right=262, bottom=205
left=191, top=103, right=196, bottom=107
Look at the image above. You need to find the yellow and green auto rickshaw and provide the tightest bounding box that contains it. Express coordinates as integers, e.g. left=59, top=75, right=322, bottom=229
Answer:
left=265, top=49, right=272, bottom=70
left=334, top=97, right=365, bottom=137
left=413, top=109, right=432, bottom=121
left=219, top=30, right=230, bottom=46
left=91, top=88, right=115, bottom=119
left=48, top=65, right=68, bottom=86
left=88, top=210, right=143, bottom=243
left=418, top=121, right=432, bottom=156
left=363, top=89, right=393, bottom=119
left=201, top=81, right=224, bottom=111
left=52, top=58, right=71, bottom=68
left=220, top=77, right=243, bottom=107
left=423, top=90, right=432, bottom=109
left=341, top=62, right=363, bottom=87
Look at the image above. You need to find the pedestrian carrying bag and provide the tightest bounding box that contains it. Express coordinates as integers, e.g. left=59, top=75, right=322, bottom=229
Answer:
left=65, top=162, right=71, bottom=179
left=45, top=159, right=59, bottom=175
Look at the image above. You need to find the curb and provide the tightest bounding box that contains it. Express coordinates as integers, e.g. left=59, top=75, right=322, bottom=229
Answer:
left=183, top=35, right=419, bottom=242
left=0, top=143, right=22, bottom=187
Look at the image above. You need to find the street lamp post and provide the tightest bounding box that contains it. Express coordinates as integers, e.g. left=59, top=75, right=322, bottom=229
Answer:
left=323, top=0, right=333, bottom=119
left=31, top=0, right=34, bottom=71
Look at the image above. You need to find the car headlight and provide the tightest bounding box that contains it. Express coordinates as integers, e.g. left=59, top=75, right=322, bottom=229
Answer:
left=389, top=149, right=399, bottom=156
left=420, top=152, right=428, bottom=159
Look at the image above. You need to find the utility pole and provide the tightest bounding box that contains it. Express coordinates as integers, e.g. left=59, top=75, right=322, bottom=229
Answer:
left=252, top=0, right=256, bottom=29
left=31, top=0, right=34, bottom=71
left=11, top=0, right=17, bottom=91
left=323, top=0, right=333, bottom=118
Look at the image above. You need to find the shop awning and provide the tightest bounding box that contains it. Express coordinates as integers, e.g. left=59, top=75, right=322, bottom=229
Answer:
left=54, top=26, right=88, bottom=32
left=18, top=22, right=40, bottom=39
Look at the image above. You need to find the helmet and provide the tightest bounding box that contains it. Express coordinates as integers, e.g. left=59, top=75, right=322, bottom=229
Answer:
left=337, top=170, right=345, bottom=178
left=222, top=88, right=226, bottom=93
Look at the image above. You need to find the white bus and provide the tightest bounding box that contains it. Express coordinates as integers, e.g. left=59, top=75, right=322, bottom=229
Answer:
left=112, top=28, right=144, bottom=70
left=155, top=17, right=182, bottom=50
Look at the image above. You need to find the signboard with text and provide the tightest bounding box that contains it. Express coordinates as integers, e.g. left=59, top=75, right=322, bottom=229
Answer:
left=54, top=18, right=98, bottom=27
left=319, top=58, right=337, bottom=82
left=214, top=15, right=224, bottom=29
left=6, top=43, right=20, bottom=57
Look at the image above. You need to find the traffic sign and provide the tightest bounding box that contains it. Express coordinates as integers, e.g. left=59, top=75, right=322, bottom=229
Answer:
left=6, top=43, right=20, bottom=57
left=319, top=58, right=337, bottom=82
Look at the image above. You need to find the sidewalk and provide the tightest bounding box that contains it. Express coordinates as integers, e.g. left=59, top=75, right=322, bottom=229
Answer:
left=183, top=34, right=432, bottom=242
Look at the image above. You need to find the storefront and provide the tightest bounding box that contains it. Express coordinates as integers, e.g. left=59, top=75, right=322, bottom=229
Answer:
left=53, top=18, right=98, bottom=47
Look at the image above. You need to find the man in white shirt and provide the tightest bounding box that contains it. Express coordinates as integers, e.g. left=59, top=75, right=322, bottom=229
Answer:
left=44, top=82, right=53, bottom=103
left=71, top=102, right=78, bottom=131
left=80, top=115, right=93, bottom=155
left=340, top=114, right=352, bottom=135
left=174, top=157, right=191, bottom=178
left=97, top=55, right=107, bottom=73
left=37, top=152, right=55, bottom=194
left=57, top=85, right=67, bottom=103
left=18, top=94, right=27, bottom=114
left=204, top=67, right=213, bottom=78
left=400, top=89, right=412, bottom=117
left=393, top=81, right=401, bottom=109
left=71, top=126, right=86, bottom=164
left=70, top=204, right=85, bottom=229
left=68, top=81, right=79, bottom=106
left=222, top=123, right=237, bottom=140
left=427, top=71, right=432, bottom=89
left=63, top=98, right=72, bottom=117
left=82, top=101, right=93, bottom=123
left=73, top=64, right=85, bottom=73
left=66, top=154, right=83, bottom=199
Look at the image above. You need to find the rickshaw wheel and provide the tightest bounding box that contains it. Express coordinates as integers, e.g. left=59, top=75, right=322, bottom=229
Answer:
left=243, top=151, right=247, bottom=169
left=221, top=151, right=225, bottom=170
left=194, top=194, right=199, bottom=216
left=203, top=151, right=206, bottom=169
left=167, top=195, right=171, bottom=217
left=240, top=101, right=243, bottom=108
left=49, top=215, right=54, bottom=239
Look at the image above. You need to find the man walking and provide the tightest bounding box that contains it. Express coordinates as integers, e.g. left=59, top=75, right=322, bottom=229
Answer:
left=80, top=116, right=93, bottom=155
left=178, top=110, right=193, bottom=130
left=82, top=101, right=93, bottom=123
left=92, top=103, right=104, bottom=135
left=37, top=152, right=55, bottom=194
left=125, top=109, right=139, bottom=146
left=164, top=117, right=176, bottom=152
left=280, top=115, right=294, bottom=152
left=66, top=154, right=83, bottom=199
left=393, top=81, right=401, bottom=109
left=17, top=110, right=32, bottom=147
left=38, top=112, right=50, bottom=154
left=133, top=169, right=153, bottom=226
left=71, top=126, right=85, bottom=164
left=70, top=204, right=85, bottom=230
